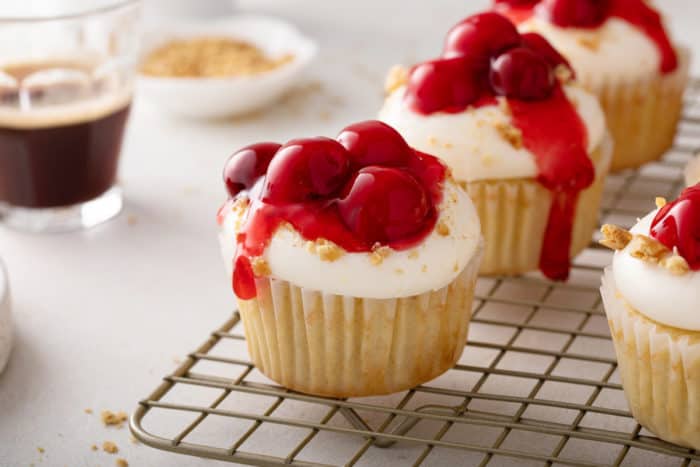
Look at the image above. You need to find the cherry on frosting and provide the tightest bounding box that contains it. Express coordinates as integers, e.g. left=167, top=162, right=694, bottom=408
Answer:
left=443, top=12, right=521, bottom=61
left=337, top=166, right=431, bottom=245
left=650, top=184, right=700, bottom=270
left=261, top=137, right=350, bottom=204
left=405, top=56, right=484, bottom=114
left=337, top=120, right=412, bottom=167
left=495, top=0, right=539, bottom=6
left=490, top=47, right=555, bottom=100
left=223, top=142, right=281, bottom=197
left=537, top=0, right=610, bottom=28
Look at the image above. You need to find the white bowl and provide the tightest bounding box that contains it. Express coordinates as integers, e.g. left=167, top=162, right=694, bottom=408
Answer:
left=137, top=15, right=318, bottom=119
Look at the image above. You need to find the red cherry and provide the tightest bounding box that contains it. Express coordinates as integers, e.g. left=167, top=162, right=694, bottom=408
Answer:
left=336, top=166, right=431, bottom=245
left=650, top=184, right=700, bottom=270
left=405, top=56, right=483, bottom=114
left=490, top=47, right=555, bottom=100
left=336, top=120, right=412, bottom=168
left=443, top=12, right=521, bottom=60
left=521, top=32, right=572, bottom=72
left=223, top=142, right=281, bottom=197
left=537, top=0, right=610, bottom=28
left=261, top=137, right=350, bottom=204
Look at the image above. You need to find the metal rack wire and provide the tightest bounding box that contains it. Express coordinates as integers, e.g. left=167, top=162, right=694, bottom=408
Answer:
left=130, top=82, right=700, bottom=467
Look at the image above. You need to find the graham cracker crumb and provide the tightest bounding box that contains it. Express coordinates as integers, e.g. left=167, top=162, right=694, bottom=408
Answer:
left=384, top=65, right=408, bottom=94
left=495, top=121, right=523, bottom=149
left=37, top=447, right=44, bottom=454
left=661, top=253, right=690, bottom=275
left=428, top=136, right=438, bottom=146
left=421, top=265, right=428, bottom=272
left=370, top=246, right=392, bottom=266
left=655, top=197, right=667, bottom=209
left=116, top=459, right=129, bottom=467
left=84, top=408, right=93, bottom=414
left=628, top=234, right=670, bottom=263
left=101, top=410, right=128, bottom=428
left=408, top=250, right=419, bottom=259
left=251, top=257, right=271, bottom=277
left=316, top=239, right=345, bottom=262
left=555, top=65, right=573, bottom=83
left=436, top=220, right=450, bottom=237
left=577, top=36, right=600, bottom=51
left=443, top=142, right=454, bottom=149
left=395, top=268, right=404, bottom=275
left=140, top=37, right=294, bottom=78
left=91, top=444, right=98, bottom=451
left=481, top=153, right=496, bottom=167
left=599, top=224, right=633, bottom=250
left=103, top=441, right=119, bottom=454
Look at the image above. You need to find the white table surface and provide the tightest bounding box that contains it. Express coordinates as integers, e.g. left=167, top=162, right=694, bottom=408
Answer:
left=1, top=1, right=699, bottom=466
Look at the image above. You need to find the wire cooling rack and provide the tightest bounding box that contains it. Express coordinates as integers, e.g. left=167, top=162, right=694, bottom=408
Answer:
left=130, top=83, right=700, bottom=467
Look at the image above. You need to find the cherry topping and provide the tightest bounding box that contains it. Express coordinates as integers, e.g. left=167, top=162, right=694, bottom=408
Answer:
left=490, top=47, right=555, bottom=100
left=650, top=184, right=700, bottom=270
left=223, top=142, right=281, bottom=197
left=337, top=120, right=412, bottom=168
left=520, top=32, right=572, bottom=71
left=537, top=0, right=610, bottom=28
left=261, top=137, right=350, bottom=204
left=405, top=56, right=483, bottom=114
left=443, top=12, right=521, bottom=60
left=337, top=167, right=431, bottom=245
left=496, top=0, right=538, bottom=5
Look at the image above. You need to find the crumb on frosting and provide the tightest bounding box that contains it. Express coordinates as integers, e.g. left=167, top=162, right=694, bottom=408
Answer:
left=494, top=121, right=523, bottom=149
left=305, top=239, right=345, bottom=262
left=421, top=265, right=428, bottom=272
left=251, top=257, right=272, bottom=276
left=655, top=197, right=667, bottom=209
left=370, top=245, right=392, bottom=265
left=600, top=223, right=690, bottom=275
left=116, top=459, right=129, bottom=467
left=408, top=250, right=419, bottom=259
left=555, top=65, right=574, bottom=83
left=385, top=65, right=408, bottom=94
left=577, top=36, right=600, bottom=51
left=436, top=220, right=450, bottom=237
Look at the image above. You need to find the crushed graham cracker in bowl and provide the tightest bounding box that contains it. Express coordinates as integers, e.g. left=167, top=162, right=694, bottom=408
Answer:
left=140, top=37, right=295, bottom=79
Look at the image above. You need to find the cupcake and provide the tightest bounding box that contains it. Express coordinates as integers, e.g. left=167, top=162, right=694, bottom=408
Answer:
left=493, top=0, right=690, bottom=171
left=685, top=154, right=700, bottom=186
left=600, top=185, right=700, bottom=449
left=217, top=120, right=483, bottom=397
left=379, top=12, right=611, bottom=280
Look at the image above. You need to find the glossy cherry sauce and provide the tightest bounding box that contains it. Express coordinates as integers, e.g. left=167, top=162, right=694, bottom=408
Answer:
left=494, top=0, right=678, bottom=73
left=650, top=184, right=700, bottom=271
left=221, top=121, right=447, bottom=299
left=404, top=12, right=589, bottom=280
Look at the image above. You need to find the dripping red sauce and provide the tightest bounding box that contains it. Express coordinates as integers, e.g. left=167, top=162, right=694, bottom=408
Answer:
left=403, top=12, right=592, bottom=280
left=650, top=184, right=700, bottom=271
left=219, top=121, right=447, bottom=300
left=493, top=0, right=678, bottom=73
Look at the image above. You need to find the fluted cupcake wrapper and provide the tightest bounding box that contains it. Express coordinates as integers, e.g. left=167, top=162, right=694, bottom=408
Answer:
left=580, top=48, right=690, bottom=172
left=601, top=268, right=700, bottom=450
left=465, top=135, right=612, bottom=276
left=236, top=245, right=483, bottom=398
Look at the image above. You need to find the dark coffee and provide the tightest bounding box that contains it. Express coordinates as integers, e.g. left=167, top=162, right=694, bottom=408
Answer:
left=0, top=61, right=131, bottom=208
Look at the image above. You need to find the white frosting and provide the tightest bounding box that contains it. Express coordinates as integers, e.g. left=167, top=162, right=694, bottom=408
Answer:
left=0, top=260, right=12, bottom=375
left=378, top=85, right=605, bottom=182
left=613, top=211, right=700, bottom=331
left=219, top=179, right=482, bottom=299
left=518, top=17, right=661, bottom=82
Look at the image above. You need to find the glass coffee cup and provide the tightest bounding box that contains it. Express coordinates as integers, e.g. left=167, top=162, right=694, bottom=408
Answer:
left=0, top=1, right=140, bottom=232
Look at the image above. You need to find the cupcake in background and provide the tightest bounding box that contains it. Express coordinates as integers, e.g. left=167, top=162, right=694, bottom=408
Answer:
left=218, top=120, right=483, bottom=397
left=600, top=186, right=700, bottom=449
left=379, top=12, right=611, bottom=280
left=493, top=0, right=690, bottom=171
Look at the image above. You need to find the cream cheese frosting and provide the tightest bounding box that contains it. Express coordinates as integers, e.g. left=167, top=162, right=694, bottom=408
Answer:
left=219, top=179, right=482, bottom=299
left=612, top=211, right=700, bottom=331
left=517, top=17, right=661, bottom=83
left=378, top=84, right=605, bottom=183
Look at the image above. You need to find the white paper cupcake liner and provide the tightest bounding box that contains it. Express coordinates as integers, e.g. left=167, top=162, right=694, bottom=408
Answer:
left=466, top=135, right=612, bottom=276
left=236, top=245, right=483, bottom=397
left=601, top=268, right=700, bottom=449
left=580, top=48, right=690, bottom=172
